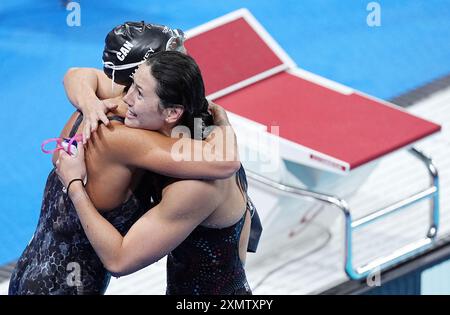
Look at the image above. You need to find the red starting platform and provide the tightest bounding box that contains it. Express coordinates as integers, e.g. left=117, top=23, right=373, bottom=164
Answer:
left=185, top=9, right=440, bottom=176
left=184, top=9, right=442, bottom=280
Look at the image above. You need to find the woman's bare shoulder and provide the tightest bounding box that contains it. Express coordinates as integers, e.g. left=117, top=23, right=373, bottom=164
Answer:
left=97, top=122, right=164, bottom=143
left=90, top=122, right=169, bottom=162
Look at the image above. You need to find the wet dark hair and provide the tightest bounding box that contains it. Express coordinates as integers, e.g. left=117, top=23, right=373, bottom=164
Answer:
left=146, top=51, right=213, bottom=139
left=142, top=51, right=247, bottom=204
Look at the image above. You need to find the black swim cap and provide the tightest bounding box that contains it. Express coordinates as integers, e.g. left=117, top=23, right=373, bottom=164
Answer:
left=102, top=21, right=185, bottom=86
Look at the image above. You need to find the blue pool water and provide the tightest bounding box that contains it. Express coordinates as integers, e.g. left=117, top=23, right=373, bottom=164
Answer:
left=0, top=0, right=450, bottom=275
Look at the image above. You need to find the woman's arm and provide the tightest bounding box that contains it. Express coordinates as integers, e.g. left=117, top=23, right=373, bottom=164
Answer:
left=105, top=124, right=240, bottom=180
left=63, top=68, right=125, bottom=103
left=56, top=148, right=219, bottom=277
left=63, top=67, right=124, bottom=143
left=90, top=102, right=240, bottom=179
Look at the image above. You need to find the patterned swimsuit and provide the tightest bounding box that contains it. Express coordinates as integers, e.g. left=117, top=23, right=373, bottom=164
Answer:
left=165, top=167, right=254, bottom=295
left=8, top=114, right=151, bottom=295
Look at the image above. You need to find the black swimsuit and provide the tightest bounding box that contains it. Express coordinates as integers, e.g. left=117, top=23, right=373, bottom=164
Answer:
left=165, top=167, right=254, bottom=295
left=8, top=113, right=152, bottom=295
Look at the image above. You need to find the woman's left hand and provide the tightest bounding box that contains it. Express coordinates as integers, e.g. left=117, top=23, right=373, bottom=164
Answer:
left=55, top=142, right=87, bottom=189
left=208, top=101, right=230, bottom=126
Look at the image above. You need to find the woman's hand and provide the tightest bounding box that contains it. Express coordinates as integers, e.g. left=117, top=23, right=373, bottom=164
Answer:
left=208, top=101, right=230, bottom=126
left=81, top=98, right=118, bottom=144
left=55, top=143, right=87, bottom=189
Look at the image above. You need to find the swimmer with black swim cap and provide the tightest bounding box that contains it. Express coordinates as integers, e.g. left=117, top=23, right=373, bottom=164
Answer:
left=103, top=21, right=186, bottom=86
left=64, top=21, right=263, bottom=253
left=9, top=21, right=242, bottom=295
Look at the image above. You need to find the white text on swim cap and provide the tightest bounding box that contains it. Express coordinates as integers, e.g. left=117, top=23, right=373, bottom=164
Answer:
left=117, top=41, right=134, bottom=61
left=143, top=48, right=155, bottom=59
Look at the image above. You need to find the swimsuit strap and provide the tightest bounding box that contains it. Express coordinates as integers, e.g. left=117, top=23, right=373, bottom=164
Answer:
left=108, top=115, right=125, bottom=124
left=69, top=112, right=125, bottom=138
left=69, top=111, right=84, bottom=138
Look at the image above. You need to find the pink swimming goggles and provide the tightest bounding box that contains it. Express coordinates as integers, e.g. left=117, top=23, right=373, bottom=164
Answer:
left=41, top=133, right=83, bottom=156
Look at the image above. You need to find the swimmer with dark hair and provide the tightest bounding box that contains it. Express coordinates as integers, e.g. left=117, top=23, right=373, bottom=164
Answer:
left=57, top=51, right=254, bottom=295
left=9, top=22, right=241, bottom=295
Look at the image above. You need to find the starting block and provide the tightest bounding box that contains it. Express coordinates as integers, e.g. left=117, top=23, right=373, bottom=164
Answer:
left=185, top=8, right=441, bottom=280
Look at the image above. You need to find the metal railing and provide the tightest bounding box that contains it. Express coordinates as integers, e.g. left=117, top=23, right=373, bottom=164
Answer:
left=245, top=147, right=440, bottom=280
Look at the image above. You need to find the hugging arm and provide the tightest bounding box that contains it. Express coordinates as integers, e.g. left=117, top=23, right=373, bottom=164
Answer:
left=56, top=145, right=218, bottom=277
left=63, top=67, right=124, bottom=142
left=65, top=178, right=217, bottom=277
left=106, top=123, right=240, bottom=180
left=64, top=67, right=240, bottom=179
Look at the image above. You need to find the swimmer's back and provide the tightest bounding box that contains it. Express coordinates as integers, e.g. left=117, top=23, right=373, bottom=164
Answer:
left=54, top=106, right=144, bottom=212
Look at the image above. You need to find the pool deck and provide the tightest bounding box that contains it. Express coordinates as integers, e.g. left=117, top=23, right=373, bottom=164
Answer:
left=2, top=74, right=449, bottom=294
